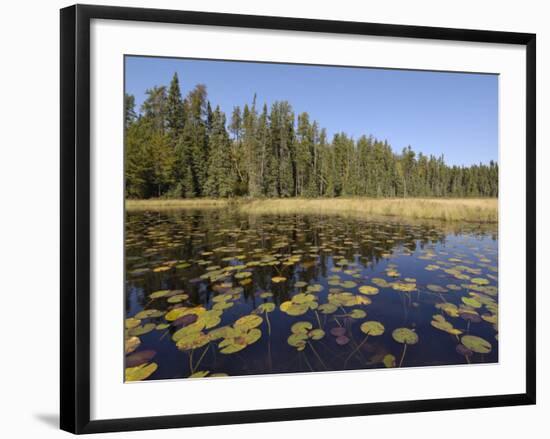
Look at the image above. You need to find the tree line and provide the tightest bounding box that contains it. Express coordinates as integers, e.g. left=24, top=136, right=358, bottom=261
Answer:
left=125, top=72, right=498, bottom=199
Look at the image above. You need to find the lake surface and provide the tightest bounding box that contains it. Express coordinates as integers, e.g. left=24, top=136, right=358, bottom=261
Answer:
left=124, top=209, right=498, bottom=381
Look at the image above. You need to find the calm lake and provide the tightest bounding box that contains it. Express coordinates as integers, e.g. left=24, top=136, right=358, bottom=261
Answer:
left=125, top=209, right=499, bottom=381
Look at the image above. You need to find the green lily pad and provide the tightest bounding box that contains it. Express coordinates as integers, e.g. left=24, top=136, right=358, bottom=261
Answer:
left=435, top=302, right=460, bottom=318
left=149, top=289, right=171, bottom=299
left=257, top=302, right=275, bottom=313
left=360, top=321, right=385, bottom=336
left=272, top=276, right=287, bottom=283
left=391, top=282, right=416, bottom=292
left=318, top=303, right=338, bottom=314
left=349, top=309, right=367, bottom=319
left=234, top=314, right=263, bottom=330
left=172, top=320, right=207, bottom=342
left=461, top=335, right=492, bottom=353
left=125, top=362, right=158, bottom=381
left=291, top=321, right=313, bottom=334
left=427, top=284, right=448, bottom=293
left=128, top=323, right=156, bottom=336
left=358, top=285, right=379, bottom=295
left=202, top=310, right=223, bottom=329
left=461, top=297, right=482, bottom=308
left=392, top=328, right=419, bottom=345
left=219, top=328, right=262, bottom=354
left=213, top=301, right=234, bottom=311
left=176, top=331, right=210, bottom=351
left=471, top=277, right=490, bottom=285
left=431, top=314, right=462, bottom=335
left=125, top=318, right=141, bottom=329
left=135, top=309, right=164, bottom=319
left=287, top=333, right=307, bottom=351
left=383, top=354, right=396, bottom=368
left=372, top=278, right=390, bottom=288
left=309, top=329, right=325, bottom=340
left=165, top=306, right=205, bottom=322
left=167, top=294, right=189, bottom=304
left=125, top=336, right=141, bottom=354
left=189, top=370, right=210, bottom=378
left=234, top=271, right=252, bottom=279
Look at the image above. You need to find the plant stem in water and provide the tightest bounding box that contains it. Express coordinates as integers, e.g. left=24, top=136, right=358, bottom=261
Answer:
left=314, top=310, right=322, bottom=329
left=302, top=352, right=314, bottom=372
left=308, top=342, right=328, bottom=370
left=189, top=349, right=194, bottom=373
left=265, top=311, right=272, bottom=336
left=193, top=344, right=210, bottom=373
left=398, top=343, right=408, bottom=368
left=344, top=334, right=369, bottom=367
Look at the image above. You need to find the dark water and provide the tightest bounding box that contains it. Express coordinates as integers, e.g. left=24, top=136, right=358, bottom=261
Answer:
left=124, top=209, right=498, bottom=381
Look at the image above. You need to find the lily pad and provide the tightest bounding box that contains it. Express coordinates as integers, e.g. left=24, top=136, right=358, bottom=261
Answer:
left=176, top=331, right=210, bottom=351
left=335, top=335, right=350, bottom=346
left=461, top=297, right=482, bottom=308
left=471, top=277, right=490, bottom=285
left=234, top=314, right=263, bottom=330
left=172, top=313, right=199, bottom=327
left=349, top=309, right=367, bottom=319
left=461, top=335, right=492, bottom=354
left=272, top=276, right=287, bottom=283
left=219, top=327, right=262, bottom=354
left=431, top=314, right=462, bottom=335
left=358, top=285, right=379, bottom=295
left=257, top=302, right=275, bottom=313
left=125, top=362, right=158, bottom=382
left=427, top=284, right=448, bottom=293
left=383, top=354, right=396, bottom=368
left=189, top=371, right=210, bottom=378
left=125, top=336, right=141, bottom=354
left=126, top=350, right=156, bottom=367
left=128, top=323, right=156, bottom=336
left=135, top=309, right=164, bottom=319
left=392, top=328, right=419, bottom=345
left=125, top=318, right=141, bottom=329
left=318, top=303, right=338, bottom=314
left=291, top=321, right=313, bottom=334
left=330, top=327, right=347, bottom=337
left=360, top=321, right=385, bottom=336
left=435, top=302, right=460, bottom=318
left=149, top=289, right=171, bottom=299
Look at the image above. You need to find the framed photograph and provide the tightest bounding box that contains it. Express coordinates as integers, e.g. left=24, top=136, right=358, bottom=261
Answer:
left=60, top=4, right=536, bottom=434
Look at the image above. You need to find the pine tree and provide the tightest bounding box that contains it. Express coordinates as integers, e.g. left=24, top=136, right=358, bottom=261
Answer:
left=180, top=84, right=209, bottom=196
left=125, top=73, right=498, bottom=200
left=205, top=107, right=236, bottom=197
left=124, top=93, right=137, bottom=129
left=141, top=86, right=167, bottom=133
left=166, top=73, right=185, bottom=136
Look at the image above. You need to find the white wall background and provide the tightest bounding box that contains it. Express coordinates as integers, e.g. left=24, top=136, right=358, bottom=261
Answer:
left=0, top=0, right=546, bottom=437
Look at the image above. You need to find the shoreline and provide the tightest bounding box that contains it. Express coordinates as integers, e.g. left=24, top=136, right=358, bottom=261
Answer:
left=126, top=197, right=498, bottom=223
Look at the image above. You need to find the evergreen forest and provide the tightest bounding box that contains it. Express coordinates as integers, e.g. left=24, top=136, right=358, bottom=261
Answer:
left=125, top=73, right=498, bottom=199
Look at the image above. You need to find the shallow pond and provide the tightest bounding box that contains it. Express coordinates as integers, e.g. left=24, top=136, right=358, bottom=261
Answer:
left=124, top=209, right=498, bottom=381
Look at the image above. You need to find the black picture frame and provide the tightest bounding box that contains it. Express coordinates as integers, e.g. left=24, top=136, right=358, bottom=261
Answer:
left=60, top=4, right=536, bottom=434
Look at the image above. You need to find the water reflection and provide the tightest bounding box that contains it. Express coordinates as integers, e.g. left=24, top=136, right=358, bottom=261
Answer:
left=125, top=209, right=498, bottom=381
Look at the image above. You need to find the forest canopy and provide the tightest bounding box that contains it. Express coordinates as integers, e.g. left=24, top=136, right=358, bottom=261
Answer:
left=125, top=72, right=498, bottom=199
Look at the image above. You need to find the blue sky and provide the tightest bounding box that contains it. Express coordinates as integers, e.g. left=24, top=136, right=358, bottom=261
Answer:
left=125, top=56, right=498, bottom=166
